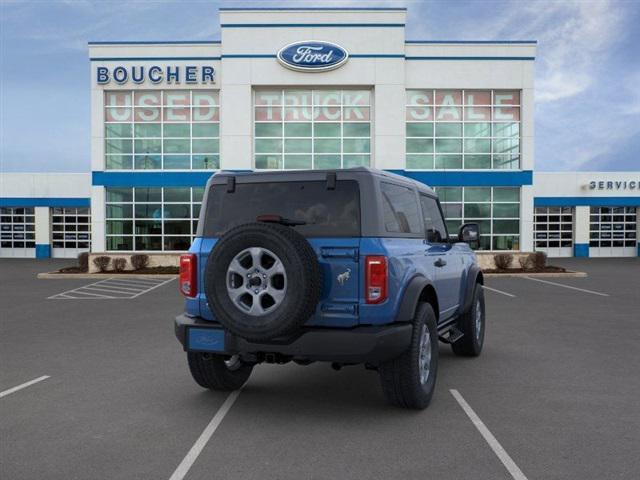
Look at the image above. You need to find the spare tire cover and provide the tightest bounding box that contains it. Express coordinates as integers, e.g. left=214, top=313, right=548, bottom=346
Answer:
left=204, top=222, right=322, bottom=341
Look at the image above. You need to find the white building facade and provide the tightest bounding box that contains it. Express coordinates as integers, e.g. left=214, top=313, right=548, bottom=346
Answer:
left=1, top=7, right=638, bottom=259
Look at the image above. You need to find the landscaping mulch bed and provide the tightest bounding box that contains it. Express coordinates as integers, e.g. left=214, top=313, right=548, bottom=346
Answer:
left=483, top=265, right=567, bottom=274
left=55, top=266, right=179, bottom=275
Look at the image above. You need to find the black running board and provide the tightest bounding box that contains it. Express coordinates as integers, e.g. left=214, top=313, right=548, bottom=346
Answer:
left=438, top=326, right=464, bottom=344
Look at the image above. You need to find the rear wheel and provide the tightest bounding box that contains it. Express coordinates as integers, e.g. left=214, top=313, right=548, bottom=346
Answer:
left=451, top=283, right=485, bottom=357
left=187, top=352, right=253, bottom=391
left=378, top=303, right=439, bottom=409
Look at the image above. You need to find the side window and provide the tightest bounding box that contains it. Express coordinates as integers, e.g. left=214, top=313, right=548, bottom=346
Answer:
left=420, top=195, right=448, bottom=243
left=380, top=182, right=422, bottom=234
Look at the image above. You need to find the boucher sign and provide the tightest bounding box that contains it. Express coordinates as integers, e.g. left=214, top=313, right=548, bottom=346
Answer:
left=589, top=180, right=638, bottom=190
left=277, top=41, right=349, bottom=72
left=96, top=65, right=215, bottom=85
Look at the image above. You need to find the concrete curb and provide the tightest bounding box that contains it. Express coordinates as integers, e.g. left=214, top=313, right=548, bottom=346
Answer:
left=483, top=271, right=587, bottom=278
left=37, top=272, right=178, bottom=279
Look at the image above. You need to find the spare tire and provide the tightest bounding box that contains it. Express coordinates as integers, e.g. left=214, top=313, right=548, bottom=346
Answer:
left=204, top=222, right=322, bottom=341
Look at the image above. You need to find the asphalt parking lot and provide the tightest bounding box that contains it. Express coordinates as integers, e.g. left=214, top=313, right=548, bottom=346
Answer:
left=1, top=257, right=639, bottom=480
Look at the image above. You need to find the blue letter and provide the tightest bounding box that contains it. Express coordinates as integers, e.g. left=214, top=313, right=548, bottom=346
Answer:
left=185, top=66, right=197, bottom=83
left=131, top=66, right=145, bottom=84
left=148, top=65, right=163, bottom=83
left=202, top=65, right=215, bottom=83
left=97, top=67, right=110, bottom=84
left=166, top=66, right=180, bottom=84
left=113, top=66, right=128, bottom=84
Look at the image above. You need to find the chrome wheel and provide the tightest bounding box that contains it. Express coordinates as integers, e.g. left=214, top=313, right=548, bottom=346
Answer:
left=418, top=324, right=432, bottom=384
left=226, top=247, right=287, bottom=316
left=475, top=298, right=483, bottom=341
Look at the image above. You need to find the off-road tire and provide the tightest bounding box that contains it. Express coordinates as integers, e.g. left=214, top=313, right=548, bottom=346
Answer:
left=378, top=303, right=439, bottom=409
left=187, top=352, right=253, bottom=391
left=451, top=283, right=485, bottom=357
left=204, top=222, right=322, bottom=342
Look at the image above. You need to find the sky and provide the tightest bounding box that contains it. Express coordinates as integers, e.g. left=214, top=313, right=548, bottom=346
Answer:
left=1, top=0, right=639, bottom=173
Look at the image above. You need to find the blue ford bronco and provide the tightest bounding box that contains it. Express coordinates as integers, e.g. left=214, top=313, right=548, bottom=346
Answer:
left=175, top=167, right=484, bottom=409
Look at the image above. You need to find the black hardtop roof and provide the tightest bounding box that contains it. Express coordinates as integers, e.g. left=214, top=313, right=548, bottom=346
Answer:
left=210, top=167, right=435, bottom=195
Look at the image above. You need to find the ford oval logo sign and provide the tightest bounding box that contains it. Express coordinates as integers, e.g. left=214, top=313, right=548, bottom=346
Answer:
left=277, top=41, right=349, bottom=72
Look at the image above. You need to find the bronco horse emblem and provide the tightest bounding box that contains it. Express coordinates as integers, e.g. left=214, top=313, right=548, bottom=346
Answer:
left=337, top=268, right=351, bottom=286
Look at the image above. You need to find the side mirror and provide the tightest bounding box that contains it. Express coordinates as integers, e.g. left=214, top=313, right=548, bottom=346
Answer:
left=458, top=223, right=480, bottom=249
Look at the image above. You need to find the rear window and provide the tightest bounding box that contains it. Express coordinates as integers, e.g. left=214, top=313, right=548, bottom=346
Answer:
left=203, top=180, right=360, bottom=237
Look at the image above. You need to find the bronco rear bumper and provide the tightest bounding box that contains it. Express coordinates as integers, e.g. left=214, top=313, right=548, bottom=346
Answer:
left=175, top=314, right=412, bottom=364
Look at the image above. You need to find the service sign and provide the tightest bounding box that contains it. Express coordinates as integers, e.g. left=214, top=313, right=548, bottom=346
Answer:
left=277, top=41, right=349, bottom=72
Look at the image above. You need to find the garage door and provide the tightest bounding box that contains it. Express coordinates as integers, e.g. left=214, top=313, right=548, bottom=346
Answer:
left=534, top=207, right=573, bottom=257
left=589, top=207, right=637, bottom=257
left=0, top=207, right=36, bottom=258
left=51, top=207, right=91, bottom=258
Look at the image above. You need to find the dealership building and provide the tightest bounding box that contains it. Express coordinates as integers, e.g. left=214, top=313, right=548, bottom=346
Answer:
left=1, top=7, right=638, bottom=259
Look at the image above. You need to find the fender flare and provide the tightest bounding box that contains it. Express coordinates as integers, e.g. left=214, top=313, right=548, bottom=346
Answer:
left=460, top=264, right=484, bottom=315
left=396, top=275, right=433, bottom=323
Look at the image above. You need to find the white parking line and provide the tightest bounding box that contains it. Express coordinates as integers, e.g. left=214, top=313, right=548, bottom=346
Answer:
left=0, top=376, right=50, bottom=399
left=483, top=285, right=516, bottom=298
left=522, top=276, right=609, bottom=297
left=169, top=389, right=242, bottom=480
left=49, top=277, right=175, bottom=300
left=450, top=389, right=528, bottom=480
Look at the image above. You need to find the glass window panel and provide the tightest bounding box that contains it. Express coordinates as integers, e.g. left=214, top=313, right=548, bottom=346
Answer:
left=192, top=155, right=219, bottom=170
left=493, top=155, right=519, bottom=169
left=164, top=221, right=191, bottom=235
left=343, top=106, right=369, bottom=122
left=435, top=90, right=462, bottom=105
left=464, top=90, right=492, bottom=105
left=255, top=107, right=282, bottom=122
left=284, top=123, right=312, bottom=137
left=284, top=155, right=312, bottom=169
left=284, top=106, right=314, bottom=122
left=163, top=139, right=189, bottom=154
left=493, top=203, right=520, bottom=218
left=435, top=139, right=462, bottom=153
left=134, top=138, right=161, bottom=154
left=314, top=139, right=340, bottom=153
left=163, top=155, right=190, bottom=169
left=442, top=203, right=462, bottom=218
left=134, top=123, right=161, bottom=137
left=464, top=203, right=491, bottom=218
left=343, top=139, right=370, bottom=154
left=106, top=220, right=132, bottom=235
left=314, top=123, right=340, bottom=137
left=163, top=124, right=190, bottom=137
left=464, top=187, right=491, bottom=202
left=380, top=182, right=422, bottom=234
left=493, top=123, right=519, bottom=137
left=135, top=188, right=162, bottom=202
left=134, top=220, right=162, bottom=235
left=343, top=90, right=371, bottom=105
left=192, top=123, right=219, bottom=138
left=406, top=122, right=433, bottom=137
left=164, top=204, right=190, bottom=219
left=255, top=90, right=282, bottom=106
left=135, top=204, right=163, bottom=219
left=105, top=139, right=132, bottom=154
left=106, top=155, right=133, bottom=170
left=314, top=155, right=341, bottom=169
left=284, top=139, right=312, bottom=153
left=255, top=139, right=282, bottom=154
left=134, top=155, right=161, bottom=169
left=435, top=155, right=462, bottom=169
left=407, top=138, right=434, bottom=154
left=106, top=124, right=132, bottom=138
left=107, top=236, right=133, bottom=251
left=493, top=138, right=520, bottom=154
left=284, top=90, right=313, bottom=106
left=406, top=154, right=434, bottom=169
left=164, top=188, right=191, bottom=203
left=464, top=139, right=491, bottom=153
left=106, top=188, right=133, bottom=203
left=343, top=155, right=369, bottom=167
left=493, top=220, right=519, bottom=234
left=493, top=188, right=520, bottom=202
left=192, top=138, right=218, bottom=153
left=255, top=154, right=282, bottom=169
left=193, top=187, right=205, bottom=202
left=164, top=236, right=192, bottom=251
left=343, top=123, right=370, bottom=137
left=135, top=236, right=162, bottom=250
left=436, top=187, right=462, bottom=202
left=492, top=235, right=519, bottom=251
left=464, top=123, right=491, bottom=137
left=435, top=123, right=462, bottom=137
left=464, top=155, right=491, bottom=169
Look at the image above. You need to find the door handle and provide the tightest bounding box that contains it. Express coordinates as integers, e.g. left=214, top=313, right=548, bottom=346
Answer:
left=434, top=258, right=447, bottom=268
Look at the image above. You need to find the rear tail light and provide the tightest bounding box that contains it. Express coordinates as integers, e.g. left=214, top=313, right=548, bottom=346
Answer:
left=365, top=255, right=388, bottom=304
left=179, top=254, right=197, bottom=297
